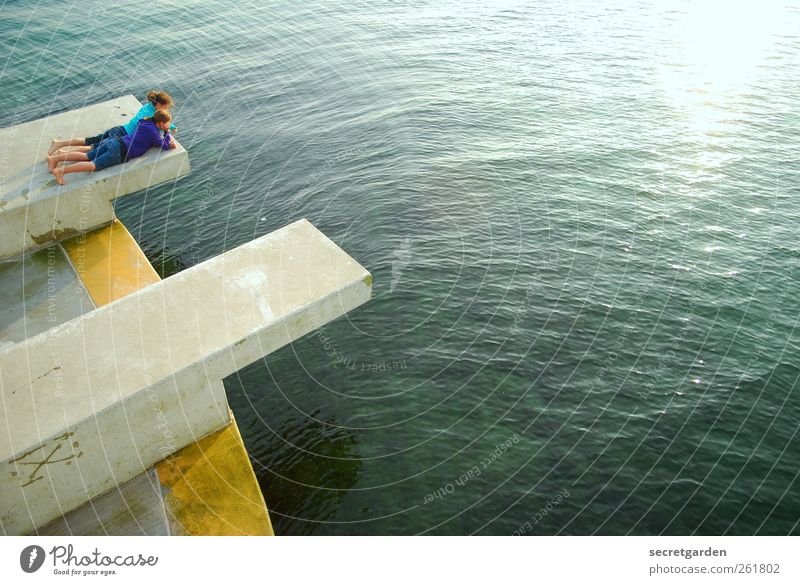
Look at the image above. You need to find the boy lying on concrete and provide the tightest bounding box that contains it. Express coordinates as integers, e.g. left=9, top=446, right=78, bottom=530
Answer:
left=47, top=111, right=176, bottom=185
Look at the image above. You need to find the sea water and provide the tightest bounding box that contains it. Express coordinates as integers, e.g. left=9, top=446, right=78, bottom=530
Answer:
left=1, top=0, right=799, bottom=535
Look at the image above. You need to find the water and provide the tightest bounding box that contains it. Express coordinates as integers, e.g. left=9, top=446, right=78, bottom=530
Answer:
left=2, top=0, right=800, bottom=535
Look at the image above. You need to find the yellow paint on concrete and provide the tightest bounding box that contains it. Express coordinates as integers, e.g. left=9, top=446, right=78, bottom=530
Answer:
left=156, top=417, right=275, bottom=536
left=62, top=220, right=160, bottom=306
left=65, top=219, right=274, bottom=536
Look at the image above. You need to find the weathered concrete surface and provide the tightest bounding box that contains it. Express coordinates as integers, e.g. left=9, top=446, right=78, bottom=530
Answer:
left=0, top=218, right=371, bottom=534
left=0, top=95, right=189, bottom=261
left=29, top=221, right=273, bottom=536
left=0, top=245, right=93, bottom=348
left=1, top=375, right=229, bottom=536
left=38, top=469, right=168, bottom=536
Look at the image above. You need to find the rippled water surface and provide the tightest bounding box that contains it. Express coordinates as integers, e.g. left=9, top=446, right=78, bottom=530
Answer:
left=2, top=0, right=800, bottom=534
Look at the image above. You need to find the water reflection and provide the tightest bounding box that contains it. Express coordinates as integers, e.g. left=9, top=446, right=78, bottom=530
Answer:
left=225, top=365, right=362, bottom=536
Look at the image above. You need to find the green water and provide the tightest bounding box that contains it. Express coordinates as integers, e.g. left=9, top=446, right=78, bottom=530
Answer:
left=2, top=0, right=799, bottom=535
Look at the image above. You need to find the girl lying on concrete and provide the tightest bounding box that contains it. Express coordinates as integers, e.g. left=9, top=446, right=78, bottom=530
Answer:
left=48, top=90, right=175, bottom=155
left=48, top=111, right=176, bottom=185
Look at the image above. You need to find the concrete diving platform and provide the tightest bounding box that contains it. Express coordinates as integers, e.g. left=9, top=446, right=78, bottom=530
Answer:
left=0, top=95, right=189, bottom=261
left=0, top=218, right=372, bottom=534
left=17, top=221, right=272, bottom=536
left=1, top=98, right=373, bottom=536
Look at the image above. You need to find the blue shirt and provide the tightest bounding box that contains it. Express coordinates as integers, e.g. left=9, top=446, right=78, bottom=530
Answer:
left=123, top=102, right=156, bottom=135
left=123, top=101, right=177, bottom=135
left=121, top=120, right=172, bottom=160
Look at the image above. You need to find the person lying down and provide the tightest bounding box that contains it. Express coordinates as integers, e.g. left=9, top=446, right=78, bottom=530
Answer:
left=47, top=110, right=176, bottom=185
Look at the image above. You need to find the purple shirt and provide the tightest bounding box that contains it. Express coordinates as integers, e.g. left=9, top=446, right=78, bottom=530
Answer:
left=121, top=120, right=172, bottom=160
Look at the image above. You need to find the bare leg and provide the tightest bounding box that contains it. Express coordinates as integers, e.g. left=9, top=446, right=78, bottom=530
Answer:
left=49, top=138, right=87, bottom=155
left=51, top=162, right=95, bottom=186
left=48, top=150, right=90, bottom=171
left=51, top=145, right=93, bottom=156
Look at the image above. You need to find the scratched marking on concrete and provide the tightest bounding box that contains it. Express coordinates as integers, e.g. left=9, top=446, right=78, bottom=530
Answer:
left=9, top=432, right=84, bottom=487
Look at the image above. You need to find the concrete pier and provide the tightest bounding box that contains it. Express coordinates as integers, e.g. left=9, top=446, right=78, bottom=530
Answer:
left=36, top=222, right=275, bottom=536
left=0, top=219, right=371, bottom=534
left=1, top=99, right=372, bottom=535
left=0, top=95, right=189, bottom=261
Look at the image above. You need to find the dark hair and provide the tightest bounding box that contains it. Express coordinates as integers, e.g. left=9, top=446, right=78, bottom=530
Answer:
left=149, top=110, right=172, bottom=124
left=145, top=90, right=173, bottom=108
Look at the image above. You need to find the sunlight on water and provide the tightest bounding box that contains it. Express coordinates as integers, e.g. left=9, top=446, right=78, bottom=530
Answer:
left=677, top=1, right=786, bottom=93
left=659, top=1, right=791, bottom=182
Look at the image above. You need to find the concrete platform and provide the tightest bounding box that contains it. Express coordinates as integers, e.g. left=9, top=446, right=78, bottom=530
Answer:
left=30, top=222, right=273, bottom=536
left=37, top=414, right=275, bottom=537
left=0, top=245, right=93, bottom=348
left=0, top=218, right=371, bottom=534
left=38, top=469, right=169, bottom=536
left=0, top=95, right=190, bottom=261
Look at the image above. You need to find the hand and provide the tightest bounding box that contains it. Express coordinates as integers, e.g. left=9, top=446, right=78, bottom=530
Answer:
left=169, top=141, right=177, bottom=149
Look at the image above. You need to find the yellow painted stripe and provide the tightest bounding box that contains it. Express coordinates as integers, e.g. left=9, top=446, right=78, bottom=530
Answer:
left=155, top=417, right=275, bottom=536
left=65, top=220, right=275, bottom=536
left=62, top=220, right=160, bottom=306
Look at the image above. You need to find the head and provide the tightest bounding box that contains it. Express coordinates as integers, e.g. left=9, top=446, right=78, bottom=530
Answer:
left=151, top=110, right=172, bottom=131
left=146, top=90, right=173, bottom=111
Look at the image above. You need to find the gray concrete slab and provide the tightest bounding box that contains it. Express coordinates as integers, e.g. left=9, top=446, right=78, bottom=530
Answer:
left=36, top=469, right=169, bottom=536
left=0, top=245, right=93, bottom=349
left=0, top=218, right=372, bottom=535
left=0, top=95, right=190, bottom=260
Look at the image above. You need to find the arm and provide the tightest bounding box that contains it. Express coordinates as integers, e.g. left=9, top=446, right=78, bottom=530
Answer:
left=158, top=131, right=174, bottom=150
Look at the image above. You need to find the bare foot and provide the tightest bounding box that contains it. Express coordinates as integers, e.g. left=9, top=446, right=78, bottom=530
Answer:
left=47, top=155, right=57, bottom=172
left=51, top=167, right=65, bottom=185
left=48, top=139, right=63, bottom=155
